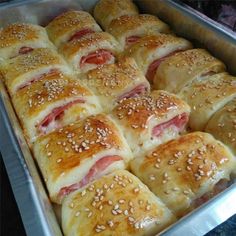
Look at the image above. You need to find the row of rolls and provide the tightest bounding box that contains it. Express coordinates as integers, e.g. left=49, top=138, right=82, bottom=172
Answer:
left=0, top=0, right=235, bottom=235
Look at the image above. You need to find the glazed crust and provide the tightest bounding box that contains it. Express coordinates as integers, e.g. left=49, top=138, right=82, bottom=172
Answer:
left=179, top=72, right=236, bottom=131
left=93, top=0, right=139, bottom=30
left=130, top=132, right=236, bottom=217
left=62, top=170, right=176, bottom=236
left=154, top=48, right=226, bottom=93
left=59, top=32, right=121, bottom=73
left=12, top=72, right=100, bottom=143
left=0, top=23, right=53, bottom=59
left=112, top=90, right=190, bottom=155
left=33, top=114, right=133, bottom=203
left=107, top=14, right=170, bottom=49
left=205, top=98, right=236, bottom=155
left=1, top=48, right=71, bottom=94
left=82, top=57, right=150, bottom=112
left=124, top=34, right=192, bottom=76
left=46, top=10, right=102, bottom=47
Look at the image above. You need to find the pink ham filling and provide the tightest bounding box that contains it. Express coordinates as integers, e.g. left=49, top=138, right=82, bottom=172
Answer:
left=80, top=49, right=114, bottom=67
left=18, top=69, right=59, bottom=91
left=38, top=98, right=85, bottom=134
left=152, top=112, right=189, bottom=137
left=146, top=50, right=184, bottom=82
left=192, top=179, right=230, bottom=208
left=118, top=83, right=148, bottom=100
left=126, top=35, right=141, bottom=46
left=58, top=155, right=123, bottom=198
left=68, top=28, right=95, bottom=42
left=19, top=46, right=34, bottom=55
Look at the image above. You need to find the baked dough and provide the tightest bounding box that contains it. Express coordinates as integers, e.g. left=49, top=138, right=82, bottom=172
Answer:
left=124, top=34, right=192, bottom=82
left=179, top=72, right=236, bottom=131
left=33, top=114, right=133, bottom=204
left=131, top=132, right=236, bottom=217
left=93, top=0, right=138, bottom=30
left=107, top=14, right=170, bottom=49
left=0, top=23, right=54, bottom=60
left=1, top=48, right=71, bottom=95
left=12, top=72, right=101, bottom=143
left=82, top=57, right=150, bottom=112
left=46, top=10, right=102, bottom=47
left=59, top=32, right=121, bottom=74
left=153, top=48, right=226, bottom=93
left=111, top=90, right=190, bottom=155
left=205, top=98, right=236, bottom=155
left=62, top=170, right=176, bottom=236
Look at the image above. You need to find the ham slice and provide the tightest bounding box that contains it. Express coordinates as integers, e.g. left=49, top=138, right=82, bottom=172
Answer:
left=68, top=29, right=95, bottom=42
left=146, top=50, right=183, bottom=82
left=126, top=35, right=141, bottom=46
left=152, top=112, right=189, bottom=137
left=18, top=69, right=59, bottom=91
left=19, top=46, right=34, bottom=55
left=80, top=49, right=114, bottom=67
left=58, top=155, right=122, bottom=198
left=38, top=98, right=85, bottom=134
left=118, top=83, right=148, bottom=100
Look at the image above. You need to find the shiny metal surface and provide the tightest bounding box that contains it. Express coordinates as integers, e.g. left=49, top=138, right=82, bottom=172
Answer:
left=0, top=1, right=235, bottom=236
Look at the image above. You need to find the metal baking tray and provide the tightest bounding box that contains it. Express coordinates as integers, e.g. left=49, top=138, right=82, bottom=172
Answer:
left=0, top=0, right=235, bottom=236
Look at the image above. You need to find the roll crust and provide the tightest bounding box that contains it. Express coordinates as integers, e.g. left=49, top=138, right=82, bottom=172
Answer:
left=93, top=0, right=139, bottom=30
left=108, top=14, right=170, bottom=49
left=46, top=10, right=102, bottom=47
left=12, top=72, right=101, bottom=143
left=131, top=132, right=236, bottom=217
left=179, top=72, right=236, bottom=131
left=1, top=48, right=71, bottom=95
left=82, top=57, right=150, bottom=112
left=205, top=98, right=236, bottom=155
left=59, top=32, right=121, bottom=73
left=154, top=48, right=226, bottom=93
left=124, top=34, right=192, bottom=81
left=111, top=90, right=190, bottom=155
left=0, top=23, right=53, bottom=59
left=33, top=114, right=133, bottom=203
left=62, top=170, right=176, bottom=236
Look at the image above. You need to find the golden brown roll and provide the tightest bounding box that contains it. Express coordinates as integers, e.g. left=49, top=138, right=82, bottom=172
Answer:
left=131, top=132, right=236, bottom=217
left=12, top=72, right=101, bottom=143
left=46, top=10, right=102, bottom=47
left=153, top=49, right=226, bottom=93
left=107, top=14, right=170, bottom=49
left=205, top=98, right=236, bottom=155
left=93, top=0, right=139, bottom=30
left=33, top=114, right=133, bottom=204
left=1, top=48, right=71, bottom=95
left=59, top=32, right=121, bottom=74
left=81, top=57, right=150, bottom=112
left=62, top=170, right=176, bottom=236
left=0, top=23, right=54, bottom=60
left=124, top=34, right=192, bottom=82
left=111, top=90, right=191, bottom=155
left=179, top=72, right=236, bottom=131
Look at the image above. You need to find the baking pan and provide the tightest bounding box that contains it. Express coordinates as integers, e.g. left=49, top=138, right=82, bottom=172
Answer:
left=0, top=0, right=235, bottom=236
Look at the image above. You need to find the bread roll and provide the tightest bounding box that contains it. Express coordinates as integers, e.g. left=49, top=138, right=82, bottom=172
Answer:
left=131, top=132, right=236, bottom=217
left=82, top=57, right=150, bottom=112
left=33, top=114, right=133, bottom=204
left=94, top=0, right=138, bottom=30
left=153, top=48, right=226, bottom=93
left=46, top=10, right=102, bottom=47
left=62, top=170, right=176, bottom=236
left=111, top=90, right=190, bottom=155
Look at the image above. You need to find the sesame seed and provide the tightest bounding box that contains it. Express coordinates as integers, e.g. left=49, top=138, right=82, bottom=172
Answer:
left=56, top=158, right=62, bottom=163
left=75, top=211, right=80, bottom=217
